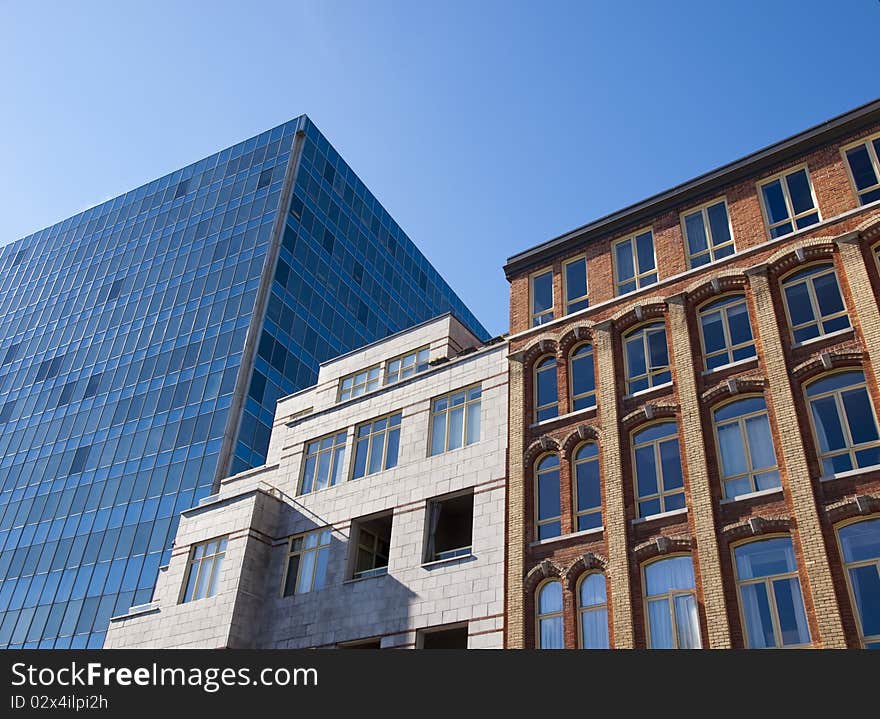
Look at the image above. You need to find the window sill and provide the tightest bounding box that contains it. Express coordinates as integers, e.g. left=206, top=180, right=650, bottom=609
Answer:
left=701, top=356, right=758, bottom=377
left=820, top=463, right=880, bottom=482
left=529, top=526, right=603, bottom=548
left=791, top=327, right=853, bottom=350
left=421, top=551, right=475, bottom=569
left=344, top=571, right=389, bottom=585
left=720, top=486, right=783, bottom=504
left=631, top=507, right=687, bottom=525
left=529, top=405, right=597, bottom=430
left=624, top=381, right=673, bottom=401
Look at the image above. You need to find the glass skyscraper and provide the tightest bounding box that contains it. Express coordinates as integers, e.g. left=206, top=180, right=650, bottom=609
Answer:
left=0, top=116, right=486, bottom=648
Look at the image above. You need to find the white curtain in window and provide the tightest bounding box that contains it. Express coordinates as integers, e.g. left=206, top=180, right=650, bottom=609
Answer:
left=647, top=598, right=674, bottom=649
left=674, top=594, right=701, bottom=648
left=540, top=616, right=564, bottom=649
left=581, top=609, right=609, bottom=649
left=745, top=414, right=775, bottom=469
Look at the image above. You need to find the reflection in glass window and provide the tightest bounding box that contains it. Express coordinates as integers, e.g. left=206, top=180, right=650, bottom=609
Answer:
left=532, top=270, right=554, bottom=327
left=534, top=356, right=559, bottom=422
left=644, top=556, right=701, bottom=649
left=564, top=257, right=589, bottom=314
left=805, top=371, right=880, bottom=476
left=760, top=168, right=820, bottom=238
left=338, top=366, right=381, bottom=402
left=385, top=347, right=429, bottom=385
left=713, top=397, right=780, bottom=498
left=698, top=295, right=756, bottom=371
left=574, top=443, right=601, bottom=531
left=781, top=264, right=849, bottom=344
left=837, top=518, right=880, bottom=649
left=633, top=422, right=685, bottom=518
left=535, top=455, right=561, bottom=540
left=734, top=537, right=810, bottom=648
left=844, top=136, right=880, bottom=205
left=624, top=322, right=670, bottom=395
left=614, top=230, right=657, bottom=295
left=300, top=432, right=347, bottom=494
left=537, top=581, right=564, bottom=649
left=430, top=386, right=481, bottom=455
left=353, top=413, right=402, bottom=479
left=282, top=529, right=332, bottom=596
left=578, top=574, right=609, bottom=649
left=181, top=537, right=228, bottom=603
left=570, top=344, right=596, bottom=411
left=683, top=199, right=735, bottom=268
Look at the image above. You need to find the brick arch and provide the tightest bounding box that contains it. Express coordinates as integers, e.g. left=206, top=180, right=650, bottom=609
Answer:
left=826, top=494, right=880, bottom=524
left=855, top=212, right=880, bottom=237
left=720, top=515, right=792, bottom=543
left=524, top=435, right=561, bottom=465
left=766, top=237, right=837, bottom=279
left=558, top=325, right=594, bottom=355
left=524, top=559, right=564, bottom=592
left=521, top=337, right=559, bottom=367
left=611, top=300, right=668, bottom=334
left=633, top=534, right=693, bottom=563
left=791, top=350, right=866, bottom=382
left=564, top=552, right=608, bottom=590
left=560, top=425, right=600, bottom=455
left=684, top=271, right=749, bottom=306
left=621, top=402, right=679, bottom=430
left=701, top=376, right=768, bottom=405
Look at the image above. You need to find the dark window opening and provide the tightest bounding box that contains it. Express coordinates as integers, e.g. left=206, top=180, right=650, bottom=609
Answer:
left=425, top=492, right=474, bottom=562
left=0, top=400, right=15, bottom=423
left=337, top=638, right=382, bottom=649
left=69, top=445, right=91, bottom=475
left=352, top=513, right=392, bottom=580
left=84, top=373, right=102, bottom=399
left=322, top=228, right=335, bottom=255
left=57, top=381, right=76, bottom=407
left=353, top=261, right=363, bottom=285
left=419, top=624, right=468, bottom=649
left=106, top=279, right=124, bottom=302
left=11, top=248, right=27, bottom=267
left=174, top=178, right=190, bottom=199
left=35, top=355, right=64, bottom=382
left=2, top=343, right=20, bottom=366
left=257, top=168, right=273, bottom=189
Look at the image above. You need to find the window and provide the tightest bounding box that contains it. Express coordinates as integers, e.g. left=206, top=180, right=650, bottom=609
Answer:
left=534, top=356, right=559, bottom=422
left=57, top=382, right=75, bottom=407
left=282, top=529, right=332, bottom=596
left=713, top=396, right=780, bottom=498
left=569, top=344, right=596, bottom=411
left=578, top=574, right=609, bottom=649
left=759, top=167, right=820, bottom=238
left=698, top=295, right=756, bottom=371
left=535, top=455, right=561, bottom=540
left=385, top=346, right=429, bottom=385
left=84, top=373, right=101, bottom=398
left=425, top=492, right=473, bottom=562
left=181, top=537, right=228, bottom=603
left=0, top=400, right=15, bottom=423
left=613, top=229, right=657, bottom=295
left=623, top=322, right=670, bottom=395
left=734, top=537, right=810, bottom=648
left=563, top=256, right=589, bottom=314
left=633, top=422, right=685, bottom=518
left=351, top=513, right=392, bottom=580
left=353, top=412, right=401, bottom=479
left=837, top=518, right=880, bottom=649
left=643, top=556, right=701, bottom=648
left=531, top=269, right=554, bottom=326
left=429, top=385, right=481, bottom=455
left=843, top=135, right=880, bottom=205
left=300, top=432, right=347, bottom=494
left=537, top=580, right=564, bottom=649
left=338, top=638, right=382, bottom=649
left=682, top=198, right=735, bottom=268
left=1, top=342, right=19, bottom=366
left=574, top=443, right=601, bottom=531
left=338, top=365, right=381, bottom=402
left=419, top=624, right=469, bottom=649
left=805, top=371, right=880, bottom=476
left=781, top=264, right=849, bottom=344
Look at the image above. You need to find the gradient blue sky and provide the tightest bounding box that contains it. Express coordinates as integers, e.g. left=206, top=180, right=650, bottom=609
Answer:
left=1, top=1, right=878, bottom=335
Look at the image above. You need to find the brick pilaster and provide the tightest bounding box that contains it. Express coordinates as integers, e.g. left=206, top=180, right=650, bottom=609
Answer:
left=666, top=295, right=732, bottom=648
left=837, top=232, right=880, bottom=390
left=594, top=321, right=634, bottom=648
left=505, top=352, right=526, bottom=648
left=746, top=265, right=847, bottom=648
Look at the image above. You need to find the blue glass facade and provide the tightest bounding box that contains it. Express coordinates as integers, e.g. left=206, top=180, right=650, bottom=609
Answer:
left=0, top=116, right=486, bottom=648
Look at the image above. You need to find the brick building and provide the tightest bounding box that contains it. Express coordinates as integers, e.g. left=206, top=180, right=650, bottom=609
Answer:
left=504, top=99, right=880, bottom=649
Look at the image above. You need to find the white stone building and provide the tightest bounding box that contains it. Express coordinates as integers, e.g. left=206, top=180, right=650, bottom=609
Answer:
left=104, top=314, right=508, bottom=649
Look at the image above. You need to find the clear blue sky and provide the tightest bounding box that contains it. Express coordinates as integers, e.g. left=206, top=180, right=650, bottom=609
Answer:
left=1, top=1, right=877, bottom=335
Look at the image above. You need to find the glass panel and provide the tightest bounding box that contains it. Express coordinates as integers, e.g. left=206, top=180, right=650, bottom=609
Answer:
left=448, top=406, right=464, bottom=450
left=714, top=395, right=766, bottom=422
left=615, top=240, right=634, bottom=283
left=635, top=231, right=656, bottom=272
left=849, top=565, right=880, bottom=639
left=847, top=145, right=878, bottom=191
left=726, top=301, right=752, bottom=345
left=431, top=413, right=446, bottom=455
left=841, top=388, right=879, bottom=445
left=385, top=428, right=400, bottom=470
left=839, top=519, right=880, bottom=562
left=701, top=310, right=726, bottom=355
left=565, top=258, right=587, bottom=304
left=580, top=574, right=606, bottom=607
left=684, top=211, right=708, bottom=256
left=706, top=202, right=731, bottom=248
left=762, top=180, right=790, bottom=225
left=581, top=608, right=609, bottom=649
left=465, top=400, right=481, bottom=445
left=571, top=349, right=595, bottom=400
left=533, top=271, right=553, bottom=315
left=353, top=440, right=368, bottom=479
left=576, top=456, right=601, bottom=512
left=717, top=421, right=747, bottom=478
left=537, top=466, right=560, bottom=522
left=659, top=438, right=683, bottom=490
left=806, top=371, right=862, bottom=397
left=368, top=433, right=384, bottom=475
left=538, top=521, right=561, bottom=540
left=674, top=593, right=701, bottom=648
left=625, top=335, right=647, bottom=379
left=745, top=413, right=776, bottom=470
left=773, top=577, right=810, bottom=645
left=539, top=581, right=563, bottom=613
left=810, top=396, right=846, bottom=453
left=645, top=556, right=695, bottom=595
left=536, top=361, right=557, bottom=410
left=635, top=445, right=658, bottom=499
left=539, top=616, right=564, bottom=649
left=296, top=550, right=315, bottom=594
left=735, top=537, right=796, bottom=579
left=812, top=271, right=845, bottom=317
left=784, top=281, right=815, bottom=327
left=786, top=170, right=815, bottom=215
left=647, top=598, right=674, bottom=649
left=313, top=547, right=329, bottom=591
left=740, top=582, right=776, bottom=648
left=283, top=555, right=299, bottom=597
left=647, top=328, right=668, bottom=369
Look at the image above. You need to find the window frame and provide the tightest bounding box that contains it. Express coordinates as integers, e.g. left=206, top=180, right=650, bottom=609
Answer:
left=612, top=227, right=658, bottom=296
left=757, top=164, right=821, bottom=239
left=384, top=346, right=430, bottom=386
left=576, top=572, right=610, bottom=649
left=562, top=254, right=589, bottom=315
left=530, top=267, right=555, bottom=327
left=298, top=430, right=349, bottom=495
left=840, top=132, right=880, bottom=206
left=731, top=535, right=812, bottom=649
left=533, top=354, right=559, bottom=423
left=622, top=321, right=671, bottom=396
left=780, top=262, right=850, bottom=345
left=351, top=512, right=392, bottom=580
left=280, top=528, right=333, bottom=597
left=680, top=196, right=736, bottom=268
left=573, top=441, right=602, bottom=531
left=804, top=369, right=880, bottom=477
left=569, top=342, right=597, bottom=412
left=338, top=364, right=381, bottom=402
left=641, top=553, right=702, bottom=649
left=428, top=384, right=482, bottom=455
left=631, top=420, right=686, bottom=518
left=696, top=293, right=756, bottom=371
left=835, top=516, right=880, bottom=649
left=423, top=489, right=474, bottom=562
left=711, top=395, right=780, bottom=499
left=351, top=411, right=402, bottom=480
left=536, top=578, right=565, bottom=649
left=180, top=536, right=228, bottom=604
left=534, top=452, right=562, bottom=540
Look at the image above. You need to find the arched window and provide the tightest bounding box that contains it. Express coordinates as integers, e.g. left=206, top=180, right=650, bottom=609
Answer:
left=569, top=343, right=596, bottom=411
left=574, top=443, right=601, bottom=530
left=535, top=455, right=561, bottom=540
left=632, top=422, right=684, bottom=518
left=713, top=396, right=780, bottom=499
left=578, top=573, right=609, bottom=649
left=534, top=356, right=559, bottom=422
left=623, top=322, right=670, bottom=395
left=643, top=555, right=701, bottom=648
left=805, top=370, right=880, bottom=476
left=734, top=537, right=810, bottom=648
left=537, top=580, right=564, bottom=649
left=837, top=518, right=880, bottom=649
left=698, top=295, right=756, bottom=371
left=781, top=264, right=849, bottom=344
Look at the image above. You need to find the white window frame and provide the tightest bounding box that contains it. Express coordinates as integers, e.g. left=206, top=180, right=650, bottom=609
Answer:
left=352, top=412, right=402, bottom=480
left=757, top=165, right=821, bottom=239
left=612, top=228, right=657, bottom=296
left=298, top=431, right=348, bottom=495
left=697, top=294, right=756, bottom=371
left=530, top=268, right=555, bottom=327
left=281, top=528, right=332, bottom=597
left=680, top=197, right=735, bottom=268
left=384, top=346, right=430, bottom=385
left=841, top=132, right=880, bottom=206
left=351, top=514, right=392, bottom=580
left=780, top=263, right=850, bottom=344
left=428, top=384, right=482, bottom=455
left=180, top=536, right=228, bottom=603
left=562, top=255, right=589, bottom=315
left=338, top=365, right=381, bottom=402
